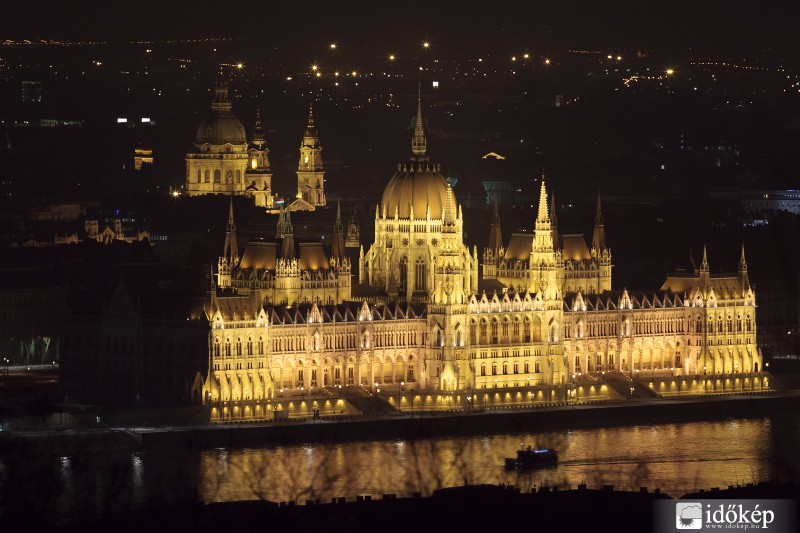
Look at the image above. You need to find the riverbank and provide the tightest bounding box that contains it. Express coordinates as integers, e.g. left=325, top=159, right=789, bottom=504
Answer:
left=2, top=390, right=798, bottom=456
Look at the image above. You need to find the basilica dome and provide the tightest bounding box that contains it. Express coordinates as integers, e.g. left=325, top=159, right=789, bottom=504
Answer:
left=381, top=160, right=450, bottom=219
left=194, top=82, right=247, bottom=145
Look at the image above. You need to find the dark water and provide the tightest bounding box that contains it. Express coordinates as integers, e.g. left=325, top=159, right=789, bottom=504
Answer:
left=2, top=415, right=799, bottom=524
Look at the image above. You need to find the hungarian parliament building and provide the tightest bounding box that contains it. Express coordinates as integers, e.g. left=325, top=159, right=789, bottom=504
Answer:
left=195, top=89, right=762, bottom=415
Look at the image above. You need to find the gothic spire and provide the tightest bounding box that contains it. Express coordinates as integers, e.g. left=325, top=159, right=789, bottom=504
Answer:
left=411, top=88, right=427, bottom=158
left=281, top=210, right=295, bottom=259
left=443, top=183, right=456, bottom=230
left=550, top=193, right=559, bottom=251
left=304, top=103, right=317, bottom=137
left=536, top=174, right=549, bottom=224
left=700, top=245, right=709, bottom=272
left=739, top=243, right=747, bottom=271
left=592, top=192, right=606, bottom=250
left=332, top=200, right=345, bottom=259
left=223, top=199, right=238, bottom=262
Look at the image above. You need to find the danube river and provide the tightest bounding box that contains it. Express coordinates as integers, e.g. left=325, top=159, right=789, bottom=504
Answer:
left=3, top=414, right=799, bottom=524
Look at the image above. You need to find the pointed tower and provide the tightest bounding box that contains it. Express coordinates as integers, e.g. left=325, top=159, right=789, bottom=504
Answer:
left=281, top=210, right=296, bottom=259
left=591, top=192, right=606, bottom=251
left=296, top=104, right=326, bottom=207
left=246, top=109, right=273, bottom=207
left=218, top=199, right=238, bottom=288
left=487, top=200, right=503, bottom=252
left=699, top=245, right=710, bottom=289
left=529, top=174, right=561, bottom=302
left=331, top=200, right=345, bottom=259
left=738, top=243, right=750, bottom=295
left=411, top=88, right=427, bottom=159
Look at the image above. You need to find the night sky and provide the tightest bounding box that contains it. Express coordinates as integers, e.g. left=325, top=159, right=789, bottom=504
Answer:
left=2, top=1, right=792, bottom=59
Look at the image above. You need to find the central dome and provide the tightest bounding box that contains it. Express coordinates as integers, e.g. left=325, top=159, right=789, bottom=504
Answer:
left=195, top=112, right=247, bottom=145
left=381, top=161, right=450, bottom=219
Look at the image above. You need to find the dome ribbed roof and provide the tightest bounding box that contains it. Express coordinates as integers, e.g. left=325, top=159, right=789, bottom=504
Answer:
left=194, top=81, right=247, bottom=145
left=381, top=161, right=450, bottom=219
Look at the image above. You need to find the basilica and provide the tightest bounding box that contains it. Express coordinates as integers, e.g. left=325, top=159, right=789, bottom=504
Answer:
left=199, top=94, right=762, bottom=418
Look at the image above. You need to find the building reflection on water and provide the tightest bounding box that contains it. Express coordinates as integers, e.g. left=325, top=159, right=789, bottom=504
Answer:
left=2, top=416, right=798, bottom=525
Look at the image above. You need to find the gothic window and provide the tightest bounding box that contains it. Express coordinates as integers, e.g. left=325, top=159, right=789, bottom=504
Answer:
left=513, top=321, right=520, bottom=338
left=224, top=338, right=231, bottom=357
left=523, top=361, right=529, bottom=373
left=746, top=315, right=752, bottom=332
left=726, top=316, right=732, bottom=333
left=235, top=169, right=241, bottom=183
left=491, top=363, right=497, bottom=375
left=235, top=338, right=242, bottom=357
left=470, top=323, right=477, bottom=341
left=502, top=362, right=508, bottom=375
left=480, top=364, right=486, bottom=376
left=480, top=320, right=488, bottom=344
left=415, top=257, right=426, bottom=291
left=204, top=169, right=210, bottom=183
left=246, top=337, right=253, bottom=355
left=513, top=362, right=519, bottom=374
left=535, top=361, right=541, bottom=373
left=258, top=337, right=264, bottom=355
left=696, top=317, right=703, bottom=334
left=213, top=169, right=221, bottom=184
left=708, top=317, right=714, bottom=333
left=717, top=316, right=723, bottom=333
left=213, top=339, right=220, bottom=358
left=736, top=315, right=742, bottom=332
left=196, top=169, right=201, bottom=183
left=456, top=330, right=462, bottom=347
left=399, top=257, right=408, bottom=292
left=523, top=319, right=531, bottom=343
left=502, top=320, right=509, bottom=337
left=298, top=369, right=304, bottom=386
left=491, top=320, right=499, bottom=344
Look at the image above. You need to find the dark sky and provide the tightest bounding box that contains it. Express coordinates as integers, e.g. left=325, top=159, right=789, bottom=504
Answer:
left=1, top=1, right=792, bottom=58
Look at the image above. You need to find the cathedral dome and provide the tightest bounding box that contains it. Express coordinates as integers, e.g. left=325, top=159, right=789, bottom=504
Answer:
left=194, top=82, right=247, bottom=145
left=195, top=113, right=247, bottom=145
left=381, top=161, right=450, bottom=219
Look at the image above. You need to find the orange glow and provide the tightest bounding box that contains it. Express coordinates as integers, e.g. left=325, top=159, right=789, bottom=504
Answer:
left=311, top=64, right=319, bottom=72
left=423, top=42, right=430, bottom=48
left=329, top=43, right=337, bottom=49
left=388, top=54, right=396, bottom=61
left=545, top=58, right=550, bottom=65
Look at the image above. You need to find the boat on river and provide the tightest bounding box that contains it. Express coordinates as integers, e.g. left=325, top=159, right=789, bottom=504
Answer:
left=504, top=446, right=558, bottom=470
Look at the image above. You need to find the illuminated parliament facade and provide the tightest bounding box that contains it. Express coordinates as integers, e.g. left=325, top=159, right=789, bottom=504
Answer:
left=199, top=98, right=762, bottom=417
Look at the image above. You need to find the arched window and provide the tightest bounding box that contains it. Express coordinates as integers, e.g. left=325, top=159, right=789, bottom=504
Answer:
left=399, top=257, right=408, bottom=293
left=258, top=337, right=264, bottom=355
left=213, top=339, right=220, bottom=358
left=708, top=317, right=714, bottom=333
left=246, top=337, right=253, bottom=355
left=717, top=316, right=723, bottom=333
left=502, top=320, right=509, bottom=337
left=736, top=315, right=742, bottom=332
left=224, top=338, right=231, bottom=357
left=491, top=363, right=497, bottom=375
left=523, top=361, right=529, bottom=373
left=480, top=364, right=486, bottom=376
left=235, top=169, right=241, bottom=183
left=204, top=169, right=210, bottom=183
left=415, top=257, right=426, bottom=291
left=491, top=320, right=499, bottom=344
left=746, top=315, right=752, bottom=332
left=696, top=317, right=703, bottom=334
left=196, top=169, right=201, bottom=183
left=535, top=361, right=541, bottom=373
left=502, top=362, right=508, bottom=375
left=513, top=362, right=519, bottom=374
left=235, top=338, right=242, bottom=356
left=480, top=320, right=488, bottom=344
left=213, top=169, right=221, bottom=184
left=726, top=316, right=733, bottom=333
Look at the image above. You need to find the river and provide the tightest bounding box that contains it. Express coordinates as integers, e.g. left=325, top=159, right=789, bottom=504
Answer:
left=2, top=414, right=798, bottom=524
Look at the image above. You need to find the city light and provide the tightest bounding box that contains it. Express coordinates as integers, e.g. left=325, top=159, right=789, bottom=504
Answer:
left=388, top=54, right=396, bottom=61
left=329, top=43, right=337, bottom=49
left=523, top=53, right=529, bottom=59
left=236, top=62, right=243, bottom=69
left=666, top=68, right=675, bottom=75
left=422, top=42, right=430, bottom=48
left=311, top=64, right=319, bottom=72
left=545, top=58, right=551, bottom=65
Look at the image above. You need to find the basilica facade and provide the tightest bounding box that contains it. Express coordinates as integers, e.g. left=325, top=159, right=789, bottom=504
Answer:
left=200, top=98, right=761, bottom=416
